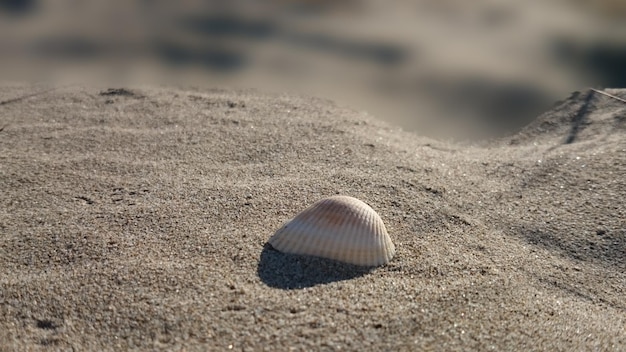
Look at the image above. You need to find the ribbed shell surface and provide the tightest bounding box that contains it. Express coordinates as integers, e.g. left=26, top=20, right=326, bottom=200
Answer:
left=269, top=196, right=395, bottom=266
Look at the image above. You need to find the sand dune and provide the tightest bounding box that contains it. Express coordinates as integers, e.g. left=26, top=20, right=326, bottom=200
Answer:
left=1, top=83, right=624, bottom=350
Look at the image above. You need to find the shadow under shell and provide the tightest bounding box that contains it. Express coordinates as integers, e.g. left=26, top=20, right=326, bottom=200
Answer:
left=257, top=243, right=374, bottom=290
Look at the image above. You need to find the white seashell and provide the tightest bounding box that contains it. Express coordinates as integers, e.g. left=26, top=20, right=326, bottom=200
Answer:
left=269, top=196, right=395, bottom=266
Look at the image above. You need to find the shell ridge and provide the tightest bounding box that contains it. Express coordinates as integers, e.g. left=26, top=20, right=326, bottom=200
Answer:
left=366, top=205, right=383, bottom=266
left=340, top=212, right=357, bottom=264
left=355, top=211, right=369, bottom=265
left=349, top=208, right=367, bottom=266
left=321, top=199, right=344, bottom=261
left=376, top=219, right=387, bottom=265
left=294, top=203, right=326, bottom=254
left=292, top=214, right=314, bottom=255
left=326, top=199, right=351, bottom=260
left=357, top=209, right=373, bottom=265
left=316, top=200, right=341, bottom=258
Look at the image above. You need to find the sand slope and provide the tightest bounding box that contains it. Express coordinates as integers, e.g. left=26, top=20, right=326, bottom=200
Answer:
left=1, top=84, right=624, bottom=351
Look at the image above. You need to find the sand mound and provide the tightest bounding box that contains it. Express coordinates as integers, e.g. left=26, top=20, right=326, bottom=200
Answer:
left=1, top=84, right=624, bottom=350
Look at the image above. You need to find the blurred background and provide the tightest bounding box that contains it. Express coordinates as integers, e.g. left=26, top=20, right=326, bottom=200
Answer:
left=1, top=0, right=625, bottom=139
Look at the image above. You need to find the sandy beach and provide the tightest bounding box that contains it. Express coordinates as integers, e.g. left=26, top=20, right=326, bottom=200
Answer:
left=0, top=83, right=625, bottom=350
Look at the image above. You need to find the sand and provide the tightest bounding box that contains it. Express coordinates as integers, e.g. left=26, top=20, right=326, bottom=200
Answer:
left=0, top=83, right=624, bottom=351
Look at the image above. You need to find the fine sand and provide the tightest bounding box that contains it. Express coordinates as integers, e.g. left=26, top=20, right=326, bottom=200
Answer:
left=0, top=83, right=625, bottom=351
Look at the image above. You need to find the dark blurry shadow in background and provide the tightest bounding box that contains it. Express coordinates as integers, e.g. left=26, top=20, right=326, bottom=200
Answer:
left=1, top=0, right=625, bottom=140
left=0, top=0, right=37, bottom=14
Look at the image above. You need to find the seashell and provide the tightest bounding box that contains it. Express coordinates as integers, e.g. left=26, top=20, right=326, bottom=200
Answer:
left=269, top=196, right=395, bottom=266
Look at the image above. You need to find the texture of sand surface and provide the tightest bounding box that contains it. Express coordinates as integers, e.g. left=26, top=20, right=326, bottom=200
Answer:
left=1, top=83, right=625, bottom=350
